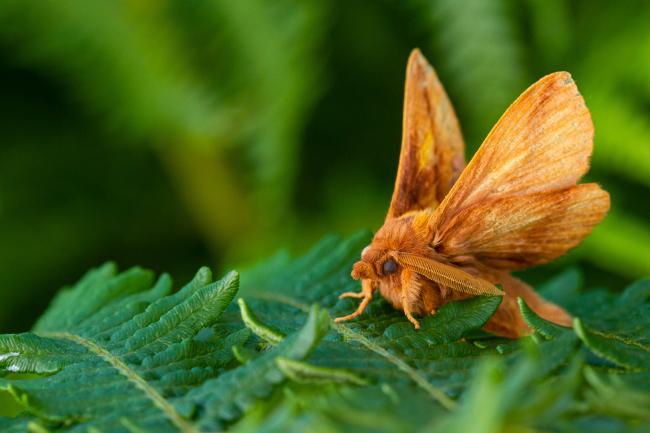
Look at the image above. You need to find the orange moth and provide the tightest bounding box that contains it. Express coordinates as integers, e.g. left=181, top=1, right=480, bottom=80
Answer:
left=335, top=49, right=610, bottom=338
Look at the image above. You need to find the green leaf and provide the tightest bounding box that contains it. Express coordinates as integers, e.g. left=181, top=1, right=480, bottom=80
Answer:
left=583, top=367, right=650, bottom=421
left=1, top=266, right=249, bottom=432
left=237, top=233, right=513, bottom=409
left=0, top=415, right=29, bottom=433
left=518, top=298, right=571, bottom=339
left=572, top=279, right=650, bottom=369
left=574, top=318, right=650, bottom=370
left=230, top=233, right=650, bottom=432
left=183, top=305, right=329, bottom=431
left=432, top=347, right=585, bottom=433
left=536, top=267, right=584, bottom=307
left=276, top=357, right=369, bottom=386
left=32, top=263, right=159, bottom=334
left=1, top=233, right=649, bottom=432
left=237, top=298, right=285, bottom=345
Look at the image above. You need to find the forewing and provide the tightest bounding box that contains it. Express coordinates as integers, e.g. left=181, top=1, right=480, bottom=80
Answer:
left=437, top=184, right=610, bottom=270
left=386, top=49, right=465, bottom=219
left=426, top=71, right=606, bottom=267
left=431, top=71, right=593, bottom=230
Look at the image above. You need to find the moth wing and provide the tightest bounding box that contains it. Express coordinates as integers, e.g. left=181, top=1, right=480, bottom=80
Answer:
left=437, top=184, right=610, bottom=269
left=432, top=71, right=592, bottom=226
left=386, top=49, right=465, bottom=220
left=428, top=72, right=608, bottom=267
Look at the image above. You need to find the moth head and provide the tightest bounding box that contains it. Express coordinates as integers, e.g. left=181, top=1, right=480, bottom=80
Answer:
left=351, top=213, right=438, bottom=285
left=351, top=245, right=402, bottom=282
left=352, top=244, right=502, bottom=298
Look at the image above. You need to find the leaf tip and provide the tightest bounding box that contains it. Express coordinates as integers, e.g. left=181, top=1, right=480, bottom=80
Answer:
left=193, top=266, right=213, bottom=287
left=238, top=298, right=285, bottom=345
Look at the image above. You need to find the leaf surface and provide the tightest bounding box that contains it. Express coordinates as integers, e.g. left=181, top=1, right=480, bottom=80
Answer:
left=1, top=234, right=649, bottom=433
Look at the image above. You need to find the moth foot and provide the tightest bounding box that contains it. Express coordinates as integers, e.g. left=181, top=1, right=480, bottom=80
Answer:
left=405, top=311, right=421, bottom=329
left=334, top=295, right=372, bottom=323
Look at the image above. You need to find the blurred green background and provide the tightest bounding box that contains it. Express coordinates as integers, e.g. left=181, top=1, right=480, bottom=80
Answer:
left=0, top=0, right=648, bottom=332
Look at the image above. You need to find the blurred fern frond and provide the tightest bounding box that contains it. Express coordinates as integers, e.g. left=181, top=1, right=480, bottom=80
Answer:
left=417, top=0, right=527, bottom=149
left=0, top=0, right=329, bottom=255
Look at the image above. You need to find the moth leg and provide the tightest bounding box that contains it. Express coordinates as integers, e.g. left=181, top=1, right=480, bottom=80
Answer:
left=403, top=306, right=420, bottom=329
left=421, top=282, right=441, bottom=315
left=338, top=291, right=365, bottom=299
left=401, top=267, right=422, bottom=329
left=335, top=279, right=375, bottom=323
left=338, top=277, right=375, bottom=299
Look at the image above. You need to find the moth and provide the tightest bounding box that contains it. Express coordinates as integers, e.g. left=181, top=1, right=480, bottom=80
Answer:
left=335, top=49, right=610, bottom=338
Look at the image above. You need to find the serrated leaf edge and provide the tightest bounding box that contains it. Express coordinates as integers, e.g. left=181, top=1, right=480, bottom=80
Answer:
left=573, top=317, right=650, bottom=369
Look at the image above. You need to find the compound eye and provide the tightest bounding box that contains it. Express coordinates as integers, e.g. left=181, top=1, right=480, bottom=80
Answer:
left=382, top=258, right=398, bottom=275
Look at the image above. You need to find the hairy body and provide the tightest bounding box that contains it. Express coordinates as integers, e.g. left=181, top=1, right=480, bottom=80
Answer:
left=350, top=214, right=570, bottom=338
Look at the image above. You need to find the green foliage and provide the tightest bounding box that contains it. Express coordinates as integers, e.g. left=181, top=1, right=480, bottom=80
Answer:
left=420, top=0, right=526, bottom=149
left=1, top=0, right=650, bottom=333
left=1, top=234, right=649, bottom=432
left=0, top=0, right=328, bottom=331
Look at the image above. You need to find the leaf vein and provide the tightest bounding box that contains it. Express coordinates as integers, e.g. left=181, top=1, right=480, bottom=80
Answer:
left=251, top=294, right=457, bottom=411
left=39, top=331, right=200, bottom=433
